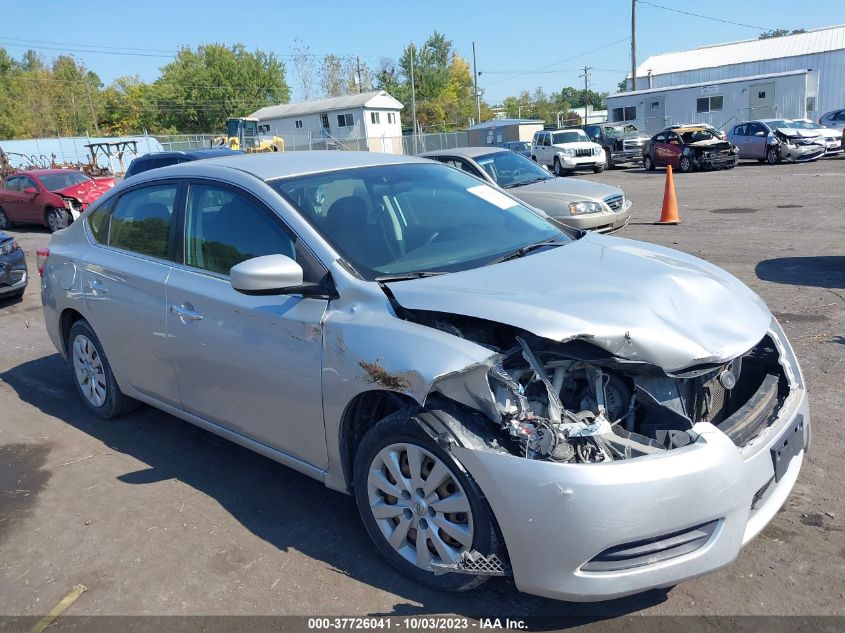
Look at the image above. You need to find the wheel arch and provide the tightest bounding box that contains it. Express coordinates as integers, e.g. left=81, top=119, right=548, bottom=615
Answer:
left=60, top=307, right=86, bottom=354
left=339, top=389, right=420, bottom=492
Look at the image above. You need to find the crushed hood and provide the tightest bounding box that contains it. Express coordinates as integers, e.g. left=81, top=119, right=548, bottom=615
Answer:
left=52, top=178, right=114, bottom=204
left=775, top=128, right=820, bottom=139
left=687, top=139, right=732, bottom=150
left=386, top=233, right=771, bottom=373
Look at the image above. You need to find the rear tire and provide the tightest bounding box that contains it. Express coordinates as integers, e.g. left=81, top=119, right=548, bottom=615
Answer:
left=530, top=155, right=537, bottom=163
left=67, top=320, right=140, bottom=419
left=644, top=155, right=655, bottom=171
left=353, top=409, right=498, bottom=593
left=46, top=207, right=70, bottom=233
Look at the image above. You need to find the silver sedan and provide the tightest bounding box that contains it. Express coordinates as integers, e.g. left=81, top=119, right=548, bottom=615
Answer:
left=41, top=152, right=809, bottom=601
left=422, top=147, right=631, bottom=233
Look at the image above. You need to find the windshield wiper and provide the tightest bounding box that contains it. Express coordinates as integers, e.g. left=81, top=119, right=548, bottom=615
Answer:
left=375, top=271, right=446, bottom=283
left=502, top=176, right=549, bottom=189
left=488, top=236, right=566, bottom=265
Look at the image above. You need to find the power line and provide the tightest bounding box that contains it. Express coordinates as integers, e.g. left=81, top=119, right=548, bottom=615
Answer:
left=480, top=37, right=630, bottom=88
left=638, top=1, right=772, bottom=31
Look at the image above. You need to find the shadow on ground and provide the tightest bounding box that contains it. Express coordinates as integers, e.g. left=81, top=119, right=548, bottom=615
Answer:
left=756, top=256, right=845, bottom=289
left=1, top=354, right=669, bottom=626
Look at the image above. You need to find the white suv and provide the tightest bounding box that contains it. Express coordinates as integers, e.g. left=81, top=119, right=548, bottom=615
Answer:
left=531, top=128, right=606, bottom=176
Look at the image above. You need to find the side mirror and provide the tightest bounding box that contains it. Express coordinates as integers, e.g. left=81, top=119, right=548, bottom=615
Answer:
left=755, top=131, right=766, bottom=136
left=230, top=254, right=303, bottom=295
left=24, top=187, right=37, bottom=194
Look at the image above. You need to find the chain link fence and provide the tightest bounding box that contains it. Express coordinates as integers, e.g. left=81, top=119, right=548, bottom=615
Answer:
left=153, top=131, right=470, bottom=156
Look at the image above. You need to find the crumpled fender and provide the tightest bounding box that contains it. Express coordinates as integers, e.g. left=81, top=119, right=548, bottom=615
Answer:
left=321, top=262, right=500, bottom=491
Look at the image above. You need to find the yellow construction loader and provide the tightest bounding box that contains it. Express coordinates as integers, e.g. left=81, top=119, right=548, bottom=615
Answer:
left=213, top=117, right=284, bottom=152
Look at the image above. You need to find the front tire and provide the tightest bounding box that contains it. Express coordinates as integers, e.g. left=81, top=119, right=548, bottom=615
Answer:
left=46, top=207, right=70, bottom=233
left=353, top=410, right=497, bottom=592
left=68, top=320, right=139, bottom=418
left=766, top=146, right=780, bottom=165
left=679, top=156, right=693, bottom=173
left=644, top=155, right=655, bottom=171
left=593, top=163, right=606, bottom=174
left=553, top=157, right=565, bottom=177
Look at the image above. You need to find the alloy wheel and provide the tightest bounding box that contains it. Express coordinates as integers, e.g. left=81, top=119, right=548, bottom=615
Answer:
left=72, top=334, right=107, bottom=407
left=0, top=209, right=7, bottom=230
left=47, top=208, right=63, bottom=233
left=680, top=156, right=692, bottom=172
left=366, top=442, right=474, bottom=571
left=554, top=158, right=562, bottom=176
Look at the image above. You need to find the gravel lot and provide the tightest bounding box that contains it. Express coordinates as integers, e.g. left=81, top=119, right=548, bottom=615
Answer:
left=1, top=156, right=843, bottom=623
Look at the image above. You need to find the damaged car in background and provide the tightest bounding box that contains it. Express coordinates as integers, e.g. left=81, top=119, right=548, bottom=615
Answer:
left=0, top=169, right=114, bottom=232
left=41, top=152, right=810, bottom=601
left=728, top=119, right=826, bottom=164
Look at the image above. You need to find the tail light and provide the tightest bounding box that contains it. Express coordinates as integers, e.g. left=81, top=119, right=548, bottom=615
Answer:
left=36, top=248, right=50, bottom=278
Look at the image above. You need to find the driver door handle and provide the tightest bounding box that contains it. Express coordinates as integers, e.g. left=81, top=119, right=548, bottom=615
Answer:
left=171, top=304, right=203, bottom=321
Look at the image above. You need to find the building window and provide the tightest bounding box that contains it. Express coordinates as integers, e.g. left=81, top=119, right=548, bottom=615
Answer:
left=295, top=119, right=303, bottom=129
left=758, top=91, right=766, bottom=99
left=696, top=96, right=723, bottom=113
left=337, top=113, right=354, bottom=127
left=387, top=112, right=396, bottom=124
left=612, top=106, right=637, bottom=122
left=370, top=112, right=380, bottom=124
left=806, top=97, right=816, bottom=112
left=320, top=113, right=329, bottom=128
left=651, top=101, right=660, bottom=111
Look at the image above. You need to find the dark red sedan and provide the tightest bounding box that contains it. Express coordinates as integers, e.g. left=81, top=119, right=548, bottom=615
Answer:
left=0, top=169, right=115, bottom=232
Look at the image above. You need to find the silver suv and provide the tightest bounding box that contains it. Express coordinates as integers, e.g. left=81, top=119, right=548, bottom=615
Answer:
left=41, top=152, right=809, bottom=601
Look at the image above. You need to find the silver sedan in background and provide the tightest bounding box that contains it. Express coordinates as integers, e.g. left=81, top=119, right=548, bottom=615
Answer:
left=421, top=147, right=631, bottom=233
left=41, top=152, right=808, bottom=601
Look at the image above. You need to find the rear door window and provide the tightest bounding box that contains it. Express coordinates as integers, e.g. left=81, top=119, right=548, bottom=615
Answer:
left=108, top=184, right=178, bottom=259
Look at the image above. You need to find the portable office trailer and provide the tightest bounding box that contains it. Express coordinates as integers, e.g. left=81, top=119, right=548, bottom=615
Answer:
left=606, top=70, right=819, bottom=133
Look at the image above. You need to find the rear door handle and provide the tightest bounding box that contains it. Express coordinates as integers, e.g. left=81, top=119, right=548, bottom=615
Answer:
left=170, top=304, right=203, bottom=321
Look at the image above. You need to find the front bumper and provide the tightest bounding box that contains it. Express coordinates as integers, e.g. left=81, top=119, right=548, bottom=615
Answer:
left=0, top=249, right=28, bottom=296
left=455, top=332, right=808, bottom=601
left=696, top=154, right=739, bottom=170
left=611, top=150, right=644, bottom=164
left=559, top=201, right=632, bottom=234
left=559, top=155, right=605, bottom=171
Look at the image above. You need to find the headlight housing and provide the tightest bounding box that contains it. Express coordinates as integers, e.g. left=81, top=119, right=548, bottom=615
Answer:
left=0, top=239, right=19, bottom=255
left=593, top=146, right=602, bottom=156
left=569, top=201, right=603, bottom=215
left=562, top=148, right=575, bottom=157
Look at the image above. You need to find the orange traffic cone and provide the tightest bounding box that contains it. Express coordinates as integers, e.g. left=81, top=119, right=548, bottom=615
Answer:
left=656, top=164, right=680, bottom=225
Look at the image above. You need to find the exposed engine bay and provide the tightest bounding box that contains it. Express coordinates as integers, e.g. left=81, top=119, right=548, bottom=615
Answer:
left=773, top=129, right=826, bottom=163
left=411, top=311, right=789, bottom=463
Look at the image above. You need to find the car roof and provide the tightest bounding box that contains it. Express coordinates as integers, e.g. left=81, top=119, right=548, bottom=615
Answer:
left=127, top=150, right=432, bottom=182
left=135, top=148, right=242, bottom=161
left=420, top=147, right=507, bottom=159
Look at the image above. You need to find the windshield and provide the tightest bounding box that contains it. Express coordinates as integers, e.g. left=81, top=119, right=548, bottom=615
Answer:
left=552, top=130, right=588, bottom=144
left=38, top=172, right=91, bottom=191
left=766, top=120, right=794, bottom=130
left=680, top=129, right=720, bottom=143
left=475, top=150, right=553, bottom=189
left=602, top=126, right=628, bottom=137
left=792, top=120, right=820, bottom=130
left=271, top=163, right=569, bottom=280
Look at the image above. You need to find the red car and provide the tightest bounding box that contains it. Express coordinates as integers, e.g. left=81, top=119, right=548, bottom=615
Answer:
left=0, top=169, right=115, bottom=233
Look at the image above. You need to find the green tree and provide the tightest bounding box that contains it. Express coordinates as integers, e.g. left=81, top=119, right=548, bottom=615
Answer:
left=154, top=43, right=290, bottom=133
left=758, top=28, right=805, bottom=39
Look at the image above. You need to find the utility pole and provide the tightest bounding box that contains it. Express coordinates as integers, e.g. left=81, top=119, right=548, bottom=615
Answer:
left=472, top=41, right=480, bottom=124
left=410, top=42, right=417, bottom=154
left=356, top=56, right=362, bottom=93
left=631, top=0, right=637, bottom=91
left=85, top=81, right=100, bottom=135
left=579, top=66, right=591, bottom=125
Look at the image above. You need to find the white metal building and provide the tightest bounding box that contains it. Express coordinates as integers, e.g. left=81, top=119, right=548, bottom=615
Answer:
left=609, top=25, right=845, bottom=132
left=250, top=91, right=404, bottom=153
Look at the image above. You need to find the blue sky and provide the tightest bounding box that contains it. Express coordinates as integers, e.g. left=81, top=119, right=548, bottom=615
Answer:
left=0, top=1, right=839, bottom=104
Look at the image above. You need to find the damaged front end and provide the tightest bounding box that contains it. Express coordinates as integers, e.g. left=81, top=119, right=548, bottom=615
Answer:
left=774, top=129, right=826, bottom=163
left=423, top=312, right=791, bottom=463
left=60, top=196, right=84, bottom=221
